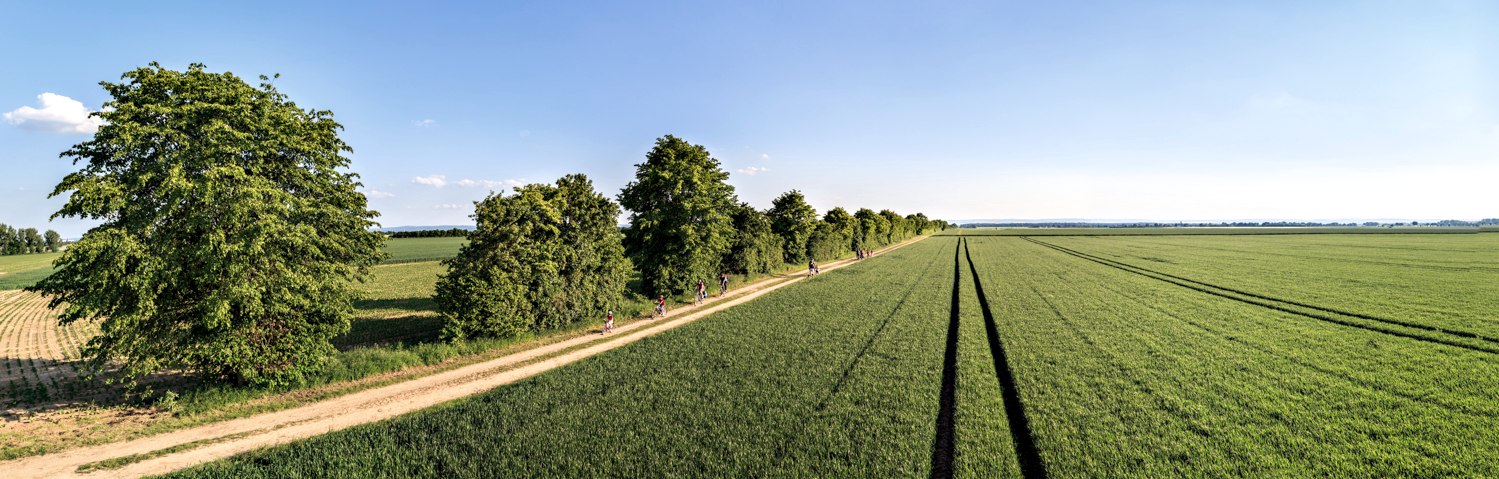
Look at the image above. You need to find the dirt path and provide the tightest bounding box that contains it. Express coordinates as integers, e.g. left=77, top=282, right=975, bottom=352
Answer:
left=0, top=237, right=927, bottom=478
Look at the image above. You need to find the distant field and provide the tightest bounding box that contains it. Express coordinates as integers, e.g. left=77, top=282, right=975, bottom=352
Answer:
left=174, top=232, right=1499, bottom=477
left=0, top=252, right=60, bottom=291
left=951, top=226, right=1479, bottom=236
left=0, top=237, right=466, bottom=291
left=382, top=237, right=467, bottom=264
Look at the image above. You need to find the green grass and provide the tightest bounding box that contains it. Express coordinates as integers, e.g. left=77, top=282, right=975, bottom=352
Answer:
left=381, top=237, right=467, bottom=264
left=169, top=238, right=959, bottom=477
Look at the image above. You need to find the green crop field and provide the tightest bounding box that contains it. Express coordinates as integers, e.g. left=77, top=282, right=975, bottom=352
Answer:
left=170, top=239, right=965, bottom=477
left=381, top=237, right=468, bottom=264
left=954, top=226, right=1478, bottom=236
left=0, top=237, right=466, bottom=291
left=0, top=252, right=60, bottom=291
left=157, top=232, right=1499, bottom=477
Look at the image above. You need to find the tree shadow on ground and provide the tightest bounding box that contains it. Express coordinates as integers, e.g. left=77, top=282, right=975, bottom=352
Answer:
left=0, top=357, right=190, bottom=419
left=336, top=314, right=443, bottom=350
left=352, top=296, right=436, bottom=312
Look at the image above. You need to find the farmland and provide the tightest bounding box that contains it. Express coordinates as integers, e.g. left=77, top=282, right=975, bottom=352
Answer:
left=165, top=231, right=1499, bottom=477
left=0, top=253, right=60, bottom=291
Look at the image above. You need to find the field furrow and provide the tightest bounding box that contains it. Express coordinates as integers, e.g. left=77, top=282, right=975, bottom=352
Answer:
left=964, top=235, right=1499, bottom=477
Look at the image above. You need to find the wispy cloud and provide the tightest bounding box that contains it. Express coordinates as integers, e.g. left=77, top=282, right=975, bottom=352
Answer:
left=4, top=93, right=104, bottom=133
left=737, top=166, right=769, bottom=176
left=761, top=153, right=770, bottom=160
left=435, top=203, right=465, bottom=210
left=414, top=119, right=436, bottom=127
left=364, top=189, right=395, bottom=199
left=412, top=175, right=526, bottom=189
left=412, top=175, right=449, bottom=187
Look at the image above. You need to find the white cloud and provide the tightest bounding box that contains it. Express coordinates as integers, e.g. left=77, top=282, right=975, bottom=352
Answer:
left=761, top=153, right=770, bottom=160
left=413, top=175, right=526, bottom=189
left=364, top=189, right=395, bottom=199
left=737, top=166, right=769, bottom=176
left=414, top=119, right=436, bottom=127
left=435, top=203, right=465, bottom=210
left=4, top=93, right=104, bottom=133
left=412, top=175, right=449, bottom=187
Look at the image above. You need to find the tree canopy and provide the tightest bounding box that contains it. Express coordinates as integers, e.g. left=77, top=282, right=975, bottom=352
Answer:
left=767, top=190, right=818, bottom=264
left=617, top=135, right=738, bottom=296
left=722, top=203, right=783, bottom=275
left=435, top=174, right=631, bottom=340
left=28, top=63, right=383, bottom=388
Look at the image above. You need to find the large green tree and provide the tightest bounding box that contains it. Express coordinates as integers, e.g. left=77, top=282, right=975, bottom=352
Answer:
left=29, top=63, right=383, bottom=388
left=879, top=209, right=909, bottom=244
left=854, top=208, right=890, bottom=249
left=435, top=174, right=630, bottom=340
left=767, top=190, right=818, bottom=264
left=21, top=228, right=42, bottom=253
left=822, top=207, right=857, bottom=253
left=722, top=203, right=782, bottom=276
left=618, top=135, right=738, bottom=296
left=44, top=230, right=63, bottom=252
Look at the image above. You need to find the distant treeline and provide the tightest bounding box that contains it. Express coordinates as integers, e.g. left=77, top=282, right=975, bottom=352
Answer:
left=964, top=220, right=1497, bottom=228
left=387, top=228, right=471, bottom=238
left=0, top=224, right=63, bottom=255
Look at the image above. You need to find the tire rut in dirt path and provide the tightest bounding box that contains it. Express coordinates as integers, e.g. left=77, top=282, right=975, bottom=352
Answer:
left=0, top=237, right=929, bottom=479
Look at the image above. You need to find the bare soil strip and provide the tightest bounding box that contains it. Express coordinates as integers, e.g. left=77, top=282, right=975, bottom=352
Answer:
left=0, top=237, right=925, bottom=478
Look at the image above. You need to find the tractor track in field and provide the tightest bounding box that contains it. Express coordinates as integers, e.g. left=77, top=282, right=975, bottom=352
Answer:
left=929, top=239, right=961, bottom=479
left=1024, top=237, right=1499, bottom=356
left=1064, top=257, right=1499, bottom=419
left=1114, top=238, right=1499, bottom=273
left=963, top=238, right=1048, bottom=479
left=0, top=238, right=927, bottom=479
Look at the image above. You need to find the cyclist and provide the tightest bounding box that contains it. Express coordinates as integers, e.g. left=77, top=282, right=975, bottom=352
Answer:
left=719, top=273, right=729, bottom=296
left=696, top=279, right=707, bottom=305
left=655, top=294, right=667, bottom=318
left=603, top=310, right=614, bottom=334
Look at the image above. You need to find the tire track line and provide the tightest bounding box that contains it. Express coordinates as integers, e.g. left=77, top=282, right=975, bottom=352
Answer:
left=929, top=238, right=961, bottom=478
left=964, top=239, right=1047, bottom=479
left=1024, top=237, right=1499, bottom=355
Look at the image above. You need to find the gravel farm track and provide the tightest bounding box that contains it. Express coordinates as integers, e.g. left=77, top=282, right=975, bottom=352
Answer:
left=0, top=238, right=926, bottom=478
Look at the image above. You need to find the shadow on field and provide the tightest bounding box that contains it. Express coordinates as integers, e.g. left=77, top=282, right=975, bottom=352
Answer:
left=0, top=358, right=189, bottom=419
left=353, top=297, right=436, bottom=312
left=336, top=314, right=444, bottom=349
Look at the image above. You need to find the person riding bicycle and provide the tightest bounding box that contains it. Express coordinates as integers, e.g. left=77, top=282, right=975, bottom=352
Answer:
left=719, top=273, right=729, bottom=296
left=655, top=294, right=667, bottom=318
left=696, top=279, right=707, bottom=305
left=603, top=310, right=614, bottom=334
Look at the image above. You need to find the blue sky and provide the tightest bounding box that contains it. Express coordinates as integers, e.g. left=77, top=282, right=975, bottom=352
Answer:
left=3, top=1, right=1496, bottom=236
